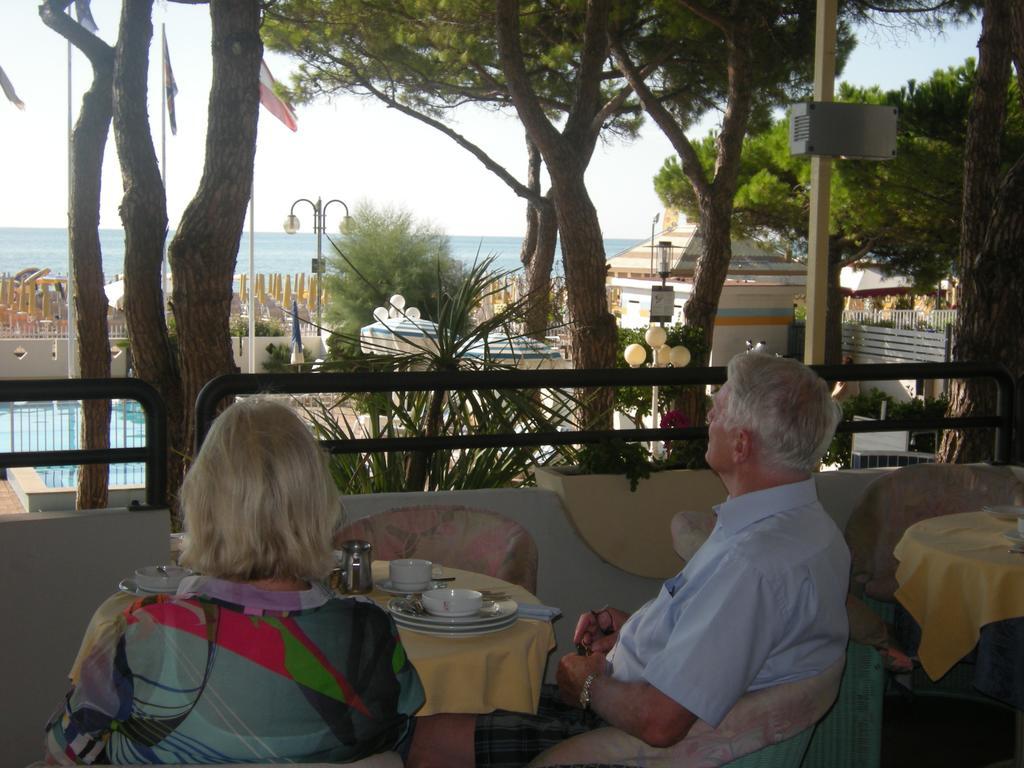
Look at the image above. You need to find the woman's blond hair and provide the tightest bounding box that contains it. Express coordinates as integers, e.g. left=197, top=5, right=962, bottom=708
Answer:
left=179, top=398, right=340, bottom=581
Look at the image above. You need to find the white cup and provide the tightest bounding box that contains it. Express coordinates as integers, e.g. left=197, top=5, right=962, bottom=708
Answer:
left=389, top=558, right=433, bottom=590
left=1017, top=516, right=1024, bottom=536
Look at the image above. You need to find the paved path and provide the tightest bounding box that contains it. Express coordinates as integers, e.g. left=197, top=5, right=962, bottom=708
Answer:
left=0, top=480, right=25, bottom=514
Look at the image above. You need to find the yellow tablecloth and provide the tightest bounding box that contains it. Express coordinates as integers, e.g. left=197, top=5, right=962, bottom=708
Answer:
left=368, top=561, right=555, bottom=716
left=73, top=564, right=556, bottom=718
left=893, top=510, right=1024, bottom=679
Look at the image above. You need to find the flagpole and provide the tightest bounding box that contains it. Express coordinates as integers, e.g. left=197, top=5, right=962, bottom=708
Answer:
left=65, top=12, right=76, bottom=379
left=248, top=192, right=256, bottom=373
left=160, top=23, right=169, bottom=311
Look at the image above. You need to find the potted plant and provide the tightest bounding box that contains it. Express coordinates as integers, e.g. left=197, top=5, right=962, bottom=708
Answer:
left=533, top=411, right=725, bottom=580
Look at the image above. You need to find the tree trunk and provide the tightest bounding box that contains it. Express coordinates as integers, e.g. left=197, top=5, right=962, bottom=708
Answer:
left=825, top=243, right=845, bottom=366
left=495, top=0, right=617, bottom=427
left=113, top=0, right=186, bottom=514
left=523, top=192, right=557, bottom=341
left=39, top=1, right=116, bottom=510
left=683, top=193, right=732, bottom=362
left=519, top=139, right=557, bottom=340
left=169, top=0, right=261, bottom=453
left=940, top=0, right=1014, bottom=463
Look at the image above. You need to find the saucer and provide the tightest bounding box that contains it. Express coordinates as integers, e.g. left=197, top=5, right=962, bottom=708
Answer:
left=118, top=578, right=176, bottom=596
left=984, top=505, right=1024, bottom=520
left=1003, top=530, right=1024, bottom=544
left=377, top=579, right=449, bottom=595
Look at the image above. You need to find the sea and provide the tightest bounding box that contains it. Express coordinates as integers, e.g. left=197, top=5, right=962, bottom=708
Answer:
left=0, top=227, right=642, bottom=283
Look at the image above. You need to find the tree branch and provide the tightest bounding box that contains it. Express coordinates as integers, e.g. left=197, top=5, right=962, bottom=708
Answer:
left=610, top=38, right=711, bottom=200
left=495, top=0, right=563, bottom=158
left=353, top=68, right=545, bottom=207
left=39, top=0, right=113, bottom=67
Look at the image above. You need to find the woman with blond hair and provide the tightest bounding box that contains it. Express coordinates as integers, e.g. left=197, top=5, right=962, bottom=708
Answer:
left=45, top=398, right=424, bottom=764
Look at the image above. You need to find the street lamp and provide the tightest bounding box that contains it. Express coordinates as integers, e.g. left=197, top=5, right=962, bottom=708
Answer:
left=283, top=196, right=353, bottom=328
left=623, top=325, right=690, bottom=456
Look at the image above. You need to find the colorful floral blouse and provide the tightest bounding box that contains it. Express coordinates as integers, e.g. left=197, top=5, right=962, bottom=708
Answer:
left=45, top=576, right=424, bottom=764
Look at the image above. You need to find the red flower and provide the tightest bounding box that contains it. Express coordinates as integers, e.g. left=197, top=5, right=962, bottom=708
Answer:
left=660, top=410, right=690, bottom=430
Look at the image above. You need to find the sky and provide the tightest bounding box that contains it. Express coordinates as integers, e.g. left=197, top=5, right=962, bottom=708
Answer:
left=0, top=4, right=982, bottom=240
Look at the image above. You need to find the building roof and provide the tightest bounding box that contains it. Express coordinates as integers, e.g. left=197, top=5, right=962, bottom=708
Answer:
left=606, top=222, right=806, bottom=283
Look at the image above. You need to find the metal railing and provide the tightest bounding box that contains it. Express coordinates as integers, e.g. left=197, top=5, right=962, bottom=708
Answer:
left=0, top=378, right=167, bottom=507
left=0, top=362, right=1017, bottom=512
left=196, top=362, right=1019, bottom=465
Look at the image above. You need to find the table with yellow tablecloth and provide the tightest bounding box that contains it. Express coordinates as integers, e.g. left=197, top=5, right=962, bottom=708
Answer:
left=367, top=560, right=555, bottom=716
left=893, top=510, right=1024, bottom=680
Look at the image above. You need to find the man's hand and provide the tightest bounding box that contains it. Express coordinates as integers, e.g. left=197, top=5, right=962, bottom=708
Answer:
left=557, top=651, right=606, bottom=707
left=573, top=606, right=630, bottom=655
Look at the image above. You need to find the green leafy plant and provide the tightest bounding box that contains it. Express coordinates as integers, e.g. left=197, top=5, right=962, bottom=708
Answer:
left=823, top=389, right=949, bottom=468
left=261, top=342, right=315, bottom=373
left=300, top=255, right=583, bottom=493
left=576, top=438, right=652, bottom=492
left=230, top=317, right=285, bottom=337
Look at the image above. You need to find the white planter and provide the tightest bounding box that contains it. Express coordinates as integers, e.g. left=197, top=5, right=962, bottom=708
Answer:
left=533, top=466, right=726, bottom=579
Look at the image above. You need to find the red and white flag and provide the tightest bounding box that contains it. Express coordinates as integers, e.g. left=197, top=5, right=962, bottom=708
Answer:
left=0, top=63, right=24, bottom=110
left=259, top=59, right=298, bottom=132
left=162, top=29, right=178, bottom=135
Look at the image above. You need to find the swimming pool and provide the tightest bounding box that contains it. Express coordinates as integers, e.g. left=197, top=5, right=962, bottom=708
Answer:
left=0, top=400, right=146, bottom=488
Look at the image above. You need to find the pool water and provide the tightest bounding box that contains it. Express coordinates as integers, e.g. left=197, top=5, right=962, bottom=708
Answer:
left=0, top=400, right=146, bottom=488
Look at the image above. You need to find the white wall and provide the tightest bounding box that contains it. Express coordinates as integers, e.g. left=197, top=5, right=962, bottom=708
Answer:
left=0, top=338, right=129, bottom=379
left=0, top=506, right=170, bottom=767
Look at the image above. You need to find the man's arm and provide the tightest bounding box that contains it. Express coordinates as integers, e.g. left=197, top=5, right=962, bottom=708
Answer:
left=557, top=653, right=697, bottom=748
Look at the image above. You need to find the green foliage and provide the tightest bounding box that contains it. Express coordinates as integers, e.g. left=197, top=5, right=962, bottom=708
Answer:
left=229, top=317, right=285, bottom=337
left=654, top=60, right=1024, bottom=292
left=577, top=438, right=652, bottom=492
left=614, top=323, right=709, bottom=425
left=261, top=343, right=315, bottom=373
left=823, top=389, right=949, bottom=468
left=323, top=202, right=463, bottom=346
left=300, top=256, right=583, bottom=494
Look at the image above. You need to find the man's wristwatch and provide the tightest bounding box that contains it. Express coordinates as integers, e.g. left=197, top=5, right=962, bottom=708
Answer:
left=579, top=673, right=597, bottom=710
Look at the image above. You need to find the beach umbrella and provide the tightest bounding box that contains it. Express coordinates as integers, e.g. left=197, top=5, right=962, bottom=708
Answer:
left=290, top=298, right=304, bottom=365
left=359, top=316, right=440, bottom=356
left=283, top=274, right=292, bottom=307
left=465, top=333, right=564, bottom=369
left=239, top=273, right=248, bottom=304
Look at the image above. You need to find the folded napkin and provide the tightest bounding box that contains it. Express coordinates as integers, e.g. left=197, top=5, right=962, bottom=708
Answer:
left=517, top=603, right=561, bottom=621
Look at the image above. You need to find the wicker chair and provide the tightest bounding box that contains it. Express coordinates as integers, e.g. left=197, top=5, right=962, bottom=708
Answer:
left=526, top=657, right=844, bottom=768
left=804, top=462, right=1024, bottom=768
left=335, top=504, right=540, bottom=593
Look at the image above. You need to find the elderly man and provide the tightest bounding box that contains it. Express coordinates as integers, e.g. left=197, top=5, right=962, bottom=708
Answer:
left=409, top=353, right=850, bottom=768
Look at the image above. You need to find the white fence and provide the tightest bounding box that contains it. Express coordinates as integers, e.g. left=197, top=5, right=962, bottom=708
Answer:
left=842, top=323, right=950, bottom=364
left=841, top=309, right=956, bottom=330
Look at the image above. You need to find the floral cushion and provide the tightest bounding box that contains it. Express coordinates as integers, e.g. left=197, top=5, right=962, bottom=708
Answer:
left=845, top=463, right=1024, bottom=602
left=527, top=657, right=844, bottom=767
left=670, top=509, right=716, bottom=562
left=335, top=505, right=539, bottom=592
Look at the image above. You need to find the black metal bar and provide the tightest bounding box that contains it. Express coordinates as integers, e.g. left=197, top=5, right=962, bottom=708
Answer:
left=0, top=378, right=167, bottom=508
left=194, top=361, right=1016, bottom=461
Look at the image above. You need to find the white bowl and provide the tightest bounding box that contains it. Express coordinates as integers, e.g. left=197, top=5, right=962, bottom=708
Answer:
left=420, top=588, right=483, bottom=618
left=134, top=565, right=191, bottom=593
left=390, top=558, right=433, bottom=590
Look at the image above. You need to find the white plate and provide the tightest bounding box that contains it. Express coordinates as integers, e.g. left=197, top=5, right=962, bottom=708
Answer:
left=118, top=578, right=176, bottom=596
left=984, top=505, right=1024, bottom=520
left=377, top=579, right=451, bottom=595
left=1003, top=530, right=1024, bottom=544
left=388, top=597, right=518, bottom=627
left=392, top=615, right=518, bottom=637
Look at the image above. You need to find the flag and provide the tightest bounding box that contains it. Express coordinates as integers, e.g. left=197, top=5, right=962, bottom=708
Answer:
left=74, top=0, right=98, bottom=33
left=290, top=299, right=304, bottom=365
left=0, top=64, right=24, bottom=110
left=162, top=29, right=178, bottom=135
left=259, top=59, right=298, bottom=132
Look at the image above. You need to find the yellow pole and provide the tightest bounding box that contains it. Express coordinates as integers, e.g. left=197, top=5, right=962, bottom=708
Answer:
left=803, top=0, right=837, bottom=365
